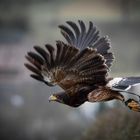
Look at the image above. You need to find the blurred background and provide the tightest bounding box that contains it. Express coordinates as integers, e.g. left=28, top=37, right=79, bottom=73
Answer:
left=0, top=0, right=140, bottom=140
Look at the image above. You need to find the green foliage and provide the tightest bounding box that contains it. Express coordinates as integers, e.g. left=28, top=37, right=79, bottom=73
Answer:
left=82, top=108, right=140, bottom=140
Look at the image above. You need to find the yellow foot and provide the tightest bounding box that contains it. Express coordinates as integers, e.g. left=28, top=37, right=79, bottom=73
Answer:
left=125, top=99, right=140, bottom=112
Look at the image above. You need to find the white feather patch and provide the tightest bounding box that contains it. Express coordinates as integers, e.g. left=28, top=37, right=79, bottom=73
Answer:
left=107, top=77, right=122, bottom=88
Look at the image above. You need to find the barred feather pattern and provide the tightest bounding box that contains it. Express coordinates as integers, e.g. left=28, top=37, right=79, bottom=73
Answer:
left=25, top=41, right=108, bottom=90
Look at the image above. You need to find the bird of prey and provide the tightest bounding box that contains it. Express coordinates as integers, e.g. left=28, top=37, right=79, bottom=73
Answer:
left=25, top=20, right=140, bottom=112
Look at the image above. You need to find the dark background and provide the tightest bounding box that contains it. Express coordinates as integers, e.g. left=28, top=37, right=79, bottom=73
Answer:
left=0, top=0, right=140, bottom=140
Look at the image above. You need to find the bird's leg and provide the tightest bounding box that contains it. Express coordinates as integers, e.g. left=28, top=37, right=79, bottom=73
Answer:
left=114, top=90, right=140, bottom=112
left=88, top=86, right=140, bottom=112
left=125, top=99, right=140, bottom=112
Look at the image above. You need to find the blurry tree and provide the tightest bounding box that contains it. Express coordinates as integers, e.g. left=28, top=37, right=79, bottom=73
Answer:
left=81, top=108, right=140, bottom=140
left=120, top=0, right=140, bottom=22
left=0, top=0, right=31, bottom=44
left=120, top=0, right=131, bottom=22
left=0, top=83, right=87, bottom=140
left=108, top=0, right=140, bottom=22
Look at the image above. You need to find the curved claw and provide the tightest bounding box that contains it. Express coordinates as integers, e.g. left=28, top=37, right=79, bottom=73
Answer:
left=125, top=99, right=140, bottom=112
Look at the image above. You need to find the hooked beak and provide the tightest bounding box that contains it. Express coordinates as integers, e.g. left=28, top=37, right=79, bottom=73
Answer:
left=49, top=95, right=57, bottom=102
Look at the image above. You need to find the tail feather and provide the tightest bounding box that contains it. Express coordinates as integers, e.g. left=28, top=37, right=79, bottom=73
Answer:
left=120, top=77, right=140, bottom=87
left=109, top=77, right=140, bottom=112
left=110, top=77, right=140, bottom=90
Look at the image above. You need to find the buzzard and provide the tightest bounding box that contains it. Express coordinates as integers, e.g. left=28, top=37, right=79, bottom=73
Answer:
left=25, top=20, right=140, bottom=112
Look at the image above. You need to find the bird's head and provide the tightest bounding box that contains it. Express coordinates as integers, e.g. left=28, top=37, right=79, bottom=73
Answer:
left=48, top=86, right=93, bottom=107
left=49, top=91, right=70, bottom=104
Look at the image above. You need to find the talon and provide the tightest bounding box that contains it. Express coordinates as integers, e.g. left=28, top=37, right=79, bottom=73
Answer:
left=125, top=99, right=140, bottom=112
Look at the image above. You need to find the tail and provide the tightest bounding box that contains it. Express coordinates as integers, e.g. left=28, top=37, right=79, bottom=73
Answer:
left=108, top=77, right=140, bottom=90
left=107, top=77, right=140, bottom=112
left=108, top=77, right=140, bottom=97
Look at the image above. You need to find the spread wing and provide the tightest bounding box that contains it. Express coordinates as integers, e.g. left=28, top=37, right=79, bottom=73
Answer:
left=25, top=41, right=108, bottom=92
left=59, top=20, right=114, bottom=68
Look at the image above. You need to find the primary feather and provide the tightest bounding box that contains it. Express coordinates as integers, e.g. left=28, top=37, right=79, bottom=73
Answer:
left=59, top=21, right=114, bottom=68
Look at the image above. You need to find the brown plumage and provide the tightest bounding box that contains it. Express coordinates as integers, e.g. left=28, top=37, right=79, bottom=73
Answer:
left=25, top=20, right=140, bottom=112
